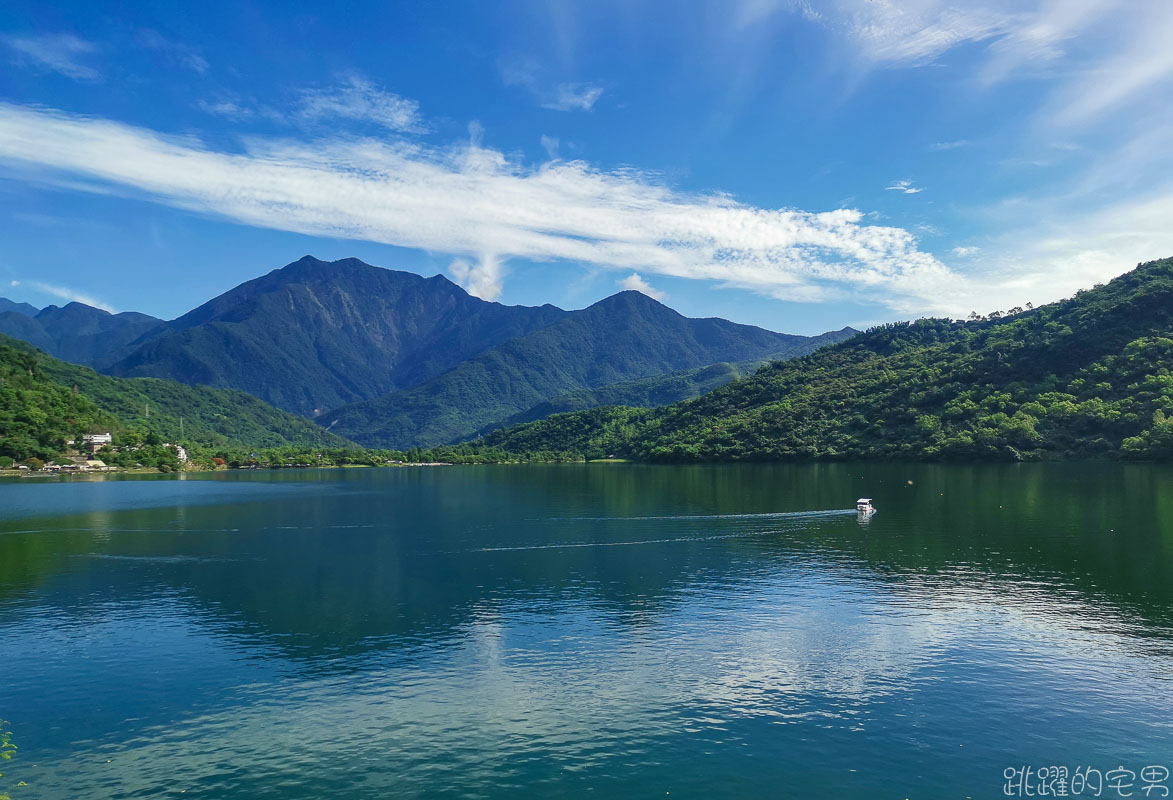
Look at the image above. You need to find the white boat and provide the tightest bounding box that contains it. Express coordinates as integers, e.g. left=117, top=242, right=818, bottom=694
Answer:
left=856, top=498, right=875, bottom=513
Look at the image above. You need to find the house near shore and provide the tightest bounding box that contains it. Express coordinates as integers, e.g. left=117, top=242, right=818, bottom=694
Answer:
left=81, top=432, right=113, bottom=454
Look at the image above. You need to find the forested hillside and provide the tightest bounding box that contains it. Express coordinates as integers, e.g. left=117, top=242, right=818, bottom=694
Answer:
left=482, top=258, right=1173, bottom=461
left=492, top=328, right=856, bottom=431
left=0, top=334, right=350, bottom=462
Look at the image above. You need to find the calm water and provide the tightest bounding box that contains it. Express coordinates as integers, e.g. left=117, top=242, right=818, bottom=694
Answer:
left=2, top=463, right=1172, bottom=799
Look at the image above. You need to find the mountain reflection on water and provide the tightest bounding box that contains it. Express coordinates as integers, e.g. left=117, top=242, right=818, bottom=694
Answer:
left=2, top=463, right=1171, bottom=799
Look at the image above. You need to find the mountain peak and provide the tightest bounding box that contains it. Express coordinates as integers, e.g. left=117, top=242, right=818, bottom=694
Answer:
left=586, top=289, right=676, bottom=316
left=0, top=297, right=39, bottom=317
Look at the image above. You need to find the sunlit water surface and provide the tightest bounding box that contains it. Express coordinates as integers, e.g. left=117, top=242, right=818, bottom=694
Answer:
left=2, top=463, right=1172, bottom=798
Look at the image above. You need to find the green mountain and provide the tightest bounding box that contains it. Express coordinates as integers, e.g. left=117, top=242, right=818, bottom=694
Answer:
left=0, top=258, right=847, bottom=451
left=0, top=302, right=164, bottom=368
left=0, top=333, right=350, bottom=462
left=105, top=256, right=568, bottom=416
left=321, top=291, right=844, bottom=448
left=482, top=258, right=1173, bottom=462
left=492, top=327, right=856, bottom=430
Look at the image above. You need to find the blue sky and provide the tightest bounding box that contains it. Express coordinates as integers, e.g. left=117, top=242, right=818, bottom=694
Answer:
left=1, top=1, right=1172, bottom=334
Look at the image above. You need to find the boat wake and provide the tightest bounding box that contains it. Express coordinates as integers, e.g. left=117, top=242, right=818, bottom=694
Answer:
left=469, top=525, right=809, bottom=553
left=542, top=509, right=855, bottom=523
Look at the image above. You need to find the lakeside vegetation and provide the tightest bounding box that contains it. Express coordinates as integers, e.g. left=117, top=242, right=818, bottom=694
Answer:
left=6, top=258, right=1173, bottom=472
left=482, top=258, right=1173, bottom=462
left=0, top=333, right=579, bottom=472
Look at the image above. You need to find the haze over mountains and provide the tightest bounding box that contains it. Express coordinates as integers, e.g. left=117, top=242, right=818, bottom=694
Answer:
left=0, top=256, right=853, bottom=448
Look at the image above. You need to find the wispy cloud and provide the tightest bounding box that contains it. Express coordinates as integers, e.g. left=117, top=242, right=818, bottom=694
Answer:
left=136, top=29, right=209, bottom=74
left=195, top=77, right=423, bottom=133
left=3, top=32, right=99, bottom=80
left=540, top=135, right=560, bottom=160
left=951, top=246, right=980, bottom=257
left=297, top=76, right=425, bottom=133
left=543, top=83, right=603, bottom=112
left=801, top=1, right=1173, bottom=129
left=501, top=59, right=603, bottom=112
left=25, top=279, right=115, bottom=312
left=885, top=179, right=923, bottom=195
left=196, top=98, right=255, bottom=119
left=930, top=140, right=970, bottom=151
left=620, top=273, right=665, bottom=301
left=0, top=102, right=963, bottom=312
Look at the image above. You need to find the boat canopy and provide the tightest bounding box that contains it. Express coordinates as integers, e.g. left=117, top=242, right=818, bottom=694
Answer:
left=856, top=498, right=872, bottom=504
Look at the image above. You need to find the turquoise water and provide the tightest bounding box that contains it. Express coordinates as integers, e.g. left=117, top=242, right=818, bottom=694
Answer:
left=1, top=463, right=1172, bottom=798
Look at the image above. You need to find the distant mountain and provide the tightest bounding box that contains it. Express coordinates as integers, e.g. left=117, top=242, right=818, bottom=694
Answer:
left=482, top=258, right=1173, bottom=462
left=0, top=333, right=350, bottom=462
left=322, top=290, right=850, bottom=448
left=0, top=302, right=164, bottom=368
left=0, top=298, right=38, bottom=316
left=0, top=257, right=855, bottom=451
left=493, top=327, right=857, bottom=431
left=105, top=256, right=568, bottom=416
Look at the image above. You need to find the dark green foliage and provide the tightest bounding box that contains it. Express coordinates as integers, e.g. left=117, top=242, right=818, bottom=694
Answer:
left=483, top=258, right=1173, bottom=462
left=499, top=362, right=748, bottom=428
left=323, top=292, right=851, bottom=448
left=0, top=334, right=350, bottom=461
left=0, top=338, right=117, bottom=460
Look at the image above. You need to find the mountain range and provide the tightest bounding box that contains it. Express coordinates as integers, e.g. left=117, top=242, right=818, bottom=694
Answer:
left=481, top=257, right=1173, bottom=461
left=0, top=256, right=852, bottom=449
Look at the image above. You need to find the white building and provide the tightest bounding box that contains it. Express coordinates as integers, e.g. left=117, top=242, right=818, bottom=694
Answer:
left=82, top=433, right=113, bottom=453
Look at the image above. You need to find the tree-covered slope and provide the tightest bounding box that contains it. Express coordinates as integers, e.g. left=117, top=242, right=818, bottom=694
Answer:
left=104, top=256, right=568, bottom=416
left=0, top=334, right=351, bottom=461
left=321, top=291, right=839, bottom=448
left=482, top=258, right=1173, bottom=461
left=491, top=326, right=856, bottom=431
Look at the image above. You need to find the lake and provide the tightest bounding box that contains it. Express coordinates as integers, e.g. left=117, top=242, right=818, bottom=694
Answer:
left=2, top=463, right=1172, bottom=798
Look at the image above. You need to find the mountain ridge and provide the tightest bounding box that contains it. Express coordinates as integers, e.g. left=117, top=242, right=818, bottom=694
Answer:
left=480, top=258, right=1173, bottom=461
left=321, top=289, right=851, bottom=447
left=0, top=256, right=864, bottom=448
left=104, top=256, right=570, bottom=415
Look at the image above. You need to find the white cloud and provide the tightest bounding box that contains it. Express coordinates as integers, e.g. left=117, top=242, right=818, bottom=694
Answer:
left=136, top=29, right=209, bottom=74
left=930, top=140, right=970, bottom=151
left=885, top=179, right=923, bottom=194
left=963, top=186, right=1173, bottom=314
left=3, top=32, right=99, bottom=80
left=9, top=280, right=19, bottom=287
left=620, top=273, right=665, bottom=301
left=543, top=83, right=603, bottom=112
left=501, top=59, right=603, bottom=112
left=449, top=256, right=504, bottom=302
left=298, top=76, right=425, bottom=133
left=803, top=1, right=1173, bottom=130
left=196, top=99, right=253, bottom=118
left=540, top=135, right=560, bottom=161
left=25, top=279, right=115, bottom=312
left=951, top=246, right=980, bottom=257
left=0, top=102, right=965, bottom=313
